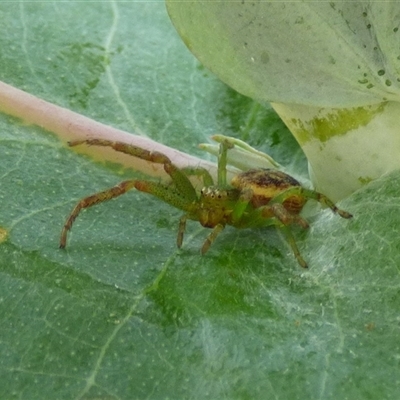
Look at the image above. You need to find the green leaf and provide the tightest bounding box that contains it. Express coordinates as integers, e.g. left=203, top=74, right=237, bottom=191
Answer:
left=166, top=1, right=400, bottom=107
left=0, top=2, right=399, bottom=399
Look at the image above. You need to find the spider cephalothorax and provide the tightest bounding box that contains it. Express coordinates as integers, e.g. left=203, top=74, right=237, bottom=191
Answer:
left=60, top=138, right=352, bottom=267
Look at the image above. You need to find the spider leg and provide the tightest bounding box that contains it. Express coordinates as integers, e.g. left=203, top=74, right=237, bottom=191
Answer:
left=180, top=167, right=214, bottom=187
left=278, top=224, right=308, bottom=268
left=69, top=139, right=198, bottom=202
left=266, top=203, right=309, bottom=268
left=178, top=214, right=228, bottom=254
left=241, top=203, right=308, bottom=268
left=60, top=179, right=197, bottom=248
left=60, top=180, right=136, bottom=248
left=177, top=215, right=187, bottom=248
left=69, top=139, right=170, bottom=164
left=231, top=188, right=253, bottom=223
left=216, top=138, right=234, bottom=186
left=300, top=188, right=352, bottom=219
left=201, top=223, right=225, bottom=254
left=269, top=186, right=352, bottom=219
left=62, top=139, right=205, bottom=249
left=269, top=203, right=309, bottom=229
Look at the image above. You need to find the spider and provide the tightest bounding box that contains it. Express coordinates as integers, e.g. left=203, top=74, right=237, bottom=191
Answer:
left=59, top=137, right=352, bottom=268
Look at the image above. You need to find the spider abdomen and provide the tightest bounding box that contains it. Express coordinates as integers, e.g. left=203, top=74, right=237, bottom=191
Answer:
left=231, top=168, right=306, bottom=213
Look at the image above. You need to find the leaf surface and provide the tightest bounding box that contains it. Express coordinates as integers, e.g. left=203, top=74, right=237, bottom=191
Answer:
left=166, top=1, right=400, bottom=107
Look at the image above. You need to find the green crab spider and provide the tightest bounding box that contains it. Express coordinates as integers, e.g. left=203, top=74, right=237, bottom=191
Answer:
left=60, top=137, right=352, bottom=268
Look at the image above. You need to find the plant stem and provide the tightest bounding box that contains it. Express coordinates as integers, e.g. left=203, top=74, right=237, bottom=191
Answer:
left=0, top=80, right=217, bottom=180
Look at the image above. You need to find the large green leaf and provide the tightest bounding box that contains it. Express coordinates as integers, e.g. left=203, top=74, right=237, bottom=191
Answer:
left=166, top=1, right=400, bottom=107
left=0, top=2, right=399, bottom=399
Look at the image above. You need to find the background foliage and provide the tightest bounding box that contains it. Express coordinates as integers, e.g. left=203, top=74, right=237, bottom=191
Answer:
left=0, top=2, right=399, bottom=399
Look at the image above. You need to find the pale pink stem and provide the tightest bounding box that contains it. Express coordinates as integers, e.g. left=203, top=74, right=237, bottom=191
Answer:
left=0, top=80, right=217, bottom=180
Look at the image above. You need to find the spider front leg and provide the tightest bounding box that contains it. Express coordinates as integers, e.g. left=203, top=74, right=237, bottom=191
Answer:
left=69, top=139, right=199, bottom=202
left=60, top=177, right=199, bottom=248
left=60, top=139, right=204, bottom=248
left=69, top=138, right=171, bottom=164
left=59, top=180, right=137, bottom=248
